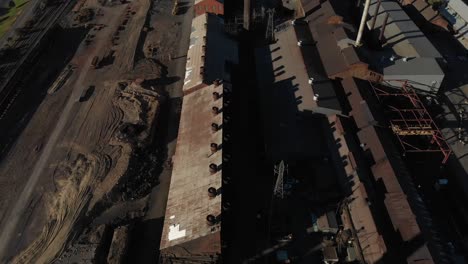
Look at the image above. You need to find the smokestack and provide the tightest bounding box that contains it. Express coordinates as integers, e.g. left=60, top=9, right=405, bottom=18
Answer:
left=379, top=13, right=390, bottom=43
left=243, top=0, right=251, bottom=30
left=370, top=0, right=381, bottom=30
left=355, top=0, right=372, bottom=47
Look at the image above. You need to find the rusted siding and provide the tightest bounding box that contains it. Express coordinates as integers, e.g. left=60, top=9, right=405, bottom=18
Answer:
left=194, top=0, right=224, bottom=17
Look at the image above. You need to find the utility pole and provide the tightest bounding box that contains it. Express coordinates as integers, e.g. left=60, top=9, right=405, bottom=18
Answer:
left=274, top=160, right=286, bottom=199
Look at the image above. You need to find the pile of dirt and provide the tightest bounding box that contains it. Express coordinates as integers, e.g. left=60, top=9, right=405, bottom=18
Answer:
left=106, top=225, right=129, bottom=264
left=11, top=82, right=162, bottom=264
left=54, top=225, right=111, bottom=264
left=123, top=58, right=163, bottom=81
left=13, top=153, right=105, bottom=264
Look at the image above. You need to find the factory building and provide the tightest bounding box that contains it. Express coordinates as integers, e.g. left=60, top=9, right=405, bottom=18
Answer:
left=255, top=18, right=345, bottom=161
left=331, top=77, right=451, bottom=263
left=159, top=13, right=237, bottom=263
left=366, top=0, right=445, bottom=92
left=183, top=13, right=237, bottom=95
left=159, top=82, right=227, bottom=262
left=439, top=0, right=468, bottom=49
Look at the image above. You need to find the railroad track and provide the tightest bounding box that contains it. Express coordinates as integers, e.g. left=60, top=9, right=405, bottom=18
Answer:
left=0, top=0, right=74, bottom=119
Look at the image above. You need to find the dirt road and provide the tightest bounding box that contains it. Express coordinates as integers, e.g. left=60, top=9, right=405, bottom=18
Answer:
left=0, top=10, right=124, bottom=262
left=144, top=0, right=191, bottom=220
left=123, top=1, right=194, bottom=262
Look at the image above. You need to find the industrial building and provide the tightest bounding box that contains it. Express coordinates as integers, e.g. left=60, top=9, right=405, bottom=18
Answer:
left=159, top=12, right=237, bottom=263
left=257, top=20, right=343, bottom=116
left=255, top=18, right=344, bottom=162
left=159, top=82, right=227, bottom=262
left=337, top=77, right=449, bottom=263
left=162, top=0, right=466, bottom=263
left=183, top=13, right=237, bottom=95
left=295, top=0, right=383, bottom=83
left=252, top=0, right=460, bottom=262
left=440, top=0, right=468, bottom=49
left=365, top=0, right=445, bottom=92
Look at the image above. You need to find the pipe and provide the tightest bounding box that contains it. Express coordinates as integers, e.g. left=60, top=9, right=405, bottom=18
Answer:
left=379, top=13, right=389, bottom=43
left=210, top=143, right=218, bottom=153
left=370, top=0, right=381, bottom=30
left=355, top=0, right=372, bottom=47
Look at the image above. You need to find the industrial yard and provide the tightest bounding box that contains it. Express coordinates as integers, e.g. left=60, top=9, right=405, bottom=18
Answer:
left=0, top=0, right=467, bottom=263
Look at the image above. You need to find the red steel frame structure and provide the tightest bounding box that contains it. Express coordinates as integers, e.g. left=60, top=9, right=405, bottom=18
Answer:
left=369, top=80, right=451, bottom=164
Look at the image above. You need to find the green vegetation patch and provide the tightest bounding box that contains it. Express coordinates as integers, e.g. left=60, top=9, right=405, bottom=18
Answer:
left=0, top=0, right=30, bottom=38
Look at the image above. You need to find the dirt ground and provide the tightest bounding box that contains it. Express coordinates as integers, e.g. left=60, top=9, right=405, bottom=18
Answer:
left=0, top=0, right=192, bottom=261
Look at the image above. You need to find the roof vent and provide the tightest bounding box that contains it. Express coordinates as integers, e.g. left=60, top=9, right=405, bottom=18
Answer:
left=211, top=123, right=219, bottom=132
left=297, top=40, right=303, bottom=46
left=210, top=143, right=219, bottom=153
left=402, top=57, right=408, bottom=62
left=208, top=187, right=217, bottom=197
left=212, top=92, right=220, bottom=100
left=308, top=77, right=314, bottom=84
left=206, top=214, right=216, bottom=225
left=222, top=201, right=231, bottom=211
left=313, top=93, right=319, bottom=101
left=212, top=106, right=220, bottom=116
left=209, top=163, right=218, bottom=173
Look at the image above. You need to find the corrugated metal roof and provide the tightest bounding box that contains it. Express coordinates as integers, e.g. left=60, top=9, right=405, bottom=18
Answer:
left=305, top=4, right=368, bottom=81
left=262, top=21, right=342, bottom=115
left=297, top=0, right=321, bottom=18
left=184, top=14, right=237, bottom=94
left=341, top=78, right=376, bottom=129
left=357, top=126, right=387, bottom=163
left=384, top=192, right=421, bottom=241
left=270, top=23, right=317, bottom=112
left=383, top=57, right=444, bottom=76
left=372, top=160, right=403, bottom=192
left=448, top=0, right=468, bottom=24
left=367, top=0, right=441, bottom=58
left=329, top=114, right=387, bottom=263
left=160, top=83, right=225, bottom=252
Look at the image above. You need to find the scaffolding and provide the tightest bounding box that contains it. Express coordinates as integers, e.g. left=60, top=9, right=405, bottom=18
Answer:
left=369, top=80, right=452, bottom=164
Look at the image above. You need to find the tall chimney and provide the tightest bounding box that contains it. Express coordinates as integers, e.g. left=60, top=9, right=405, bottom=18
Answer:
left=355, top=0, right=372, bottom=47
left=243, top=0, right=251, bottom=30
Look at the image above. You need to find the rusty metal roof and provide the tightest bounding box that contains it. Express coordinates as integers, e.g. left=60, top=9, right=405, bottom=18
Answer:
left=160, top=83, right=226, bottom=253
left=342, top=78, right=377, bottom=129
left=329, top=115, right=387, bottom=263
left=384, top=192, right=421, bottom=241
left=184, top=14, right=238, bottom=95
left=305, top=3, right=368, bottom=80
left=259, top=21, right=342, bottom=115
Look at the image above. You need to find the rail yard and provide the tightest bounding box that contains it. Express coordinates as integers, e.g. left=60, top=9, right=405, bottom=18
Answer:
left=0, top=0, right=467, bottom=263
